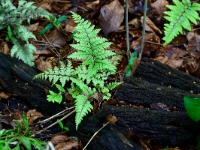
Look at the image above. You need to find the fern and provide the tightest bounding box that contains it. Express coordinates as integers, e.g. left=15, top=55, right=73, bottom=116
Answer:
left=0, top=0, right=56, bottom=66
left=34, top=12, right=121, bottom=129
left=163, top=0, right=200, bottom=45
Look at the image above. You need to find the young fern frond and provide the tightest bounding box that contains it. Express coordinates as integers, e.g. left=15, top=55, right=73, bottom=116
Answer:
left=163, top=0, right=200, bottom=45
left=34, top=12, right=121, bottom=129
left=0, top=0, right=56, bottom=66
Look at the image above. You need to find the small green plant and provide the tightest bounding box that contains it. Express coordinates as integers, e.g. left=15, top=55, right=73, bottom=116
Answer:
left=125, top=51, right=138, bottom=77
left=0, top=0, right=62, bottom=66
left=163, top=0, right=200, bottom=45
left=57, top=119, right=69, bottom=131
left=34, top=12, right=121, bottom=129
left=0, top=113, right=46, bottom=150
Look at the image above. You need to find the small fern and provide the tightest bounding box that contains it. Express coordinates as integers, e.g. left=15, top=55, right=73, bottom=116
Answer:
left=0, top=0, right=56, bottom=66
left=163, top=0, right=200, bottom=45
left=34, top=12, right=121, bottom=129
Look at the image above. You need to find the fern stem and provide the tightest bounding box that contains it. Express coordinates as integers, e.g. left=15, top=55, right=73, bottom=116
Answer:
left=125, top=0, right=130, bottom=60
left=139, top=0, right=148, bottom=60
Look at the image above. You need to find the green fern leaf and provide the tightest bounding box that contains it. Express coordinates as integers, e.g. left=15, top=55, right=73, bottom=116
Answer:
left=163, top=0, right=200, bottom=45
left=33, top=61, right=73, bottom=87
left=47, top=90, right=62, bottom=104
left=11, top=42, right=36, bottom=66
left=75, top=95, right=93, bottom=129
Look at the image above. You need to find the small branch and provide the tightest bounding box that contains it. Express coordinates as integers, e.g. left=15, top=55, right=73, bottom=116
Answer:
left=33, top=109, right=75, bottom=135
left=83, top=122, right=109, bottom=150
left=139, top=0, right=148, bottom=60
left=125, top=0, right=130, bottom=60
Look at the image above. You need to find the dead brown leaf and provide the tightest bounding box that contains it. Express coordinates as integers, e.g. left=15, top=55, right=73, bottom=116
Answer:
left=186, top=32, right=200, bottom=58
left=65, top=18, right=77, bottom=33
left=0, top=116, right=16, bottom=130
left=50, top=134, right=68, bottom=145
left=98, top=0, right=124, bottom=35
left=45, top=30, right=68, bottom=48
left=85, top=0, right=100, bottom=10
left=27, top=22, right=39, bottom=32
left=0, top=92, right=9, bottom=99
left=55, top=137, right=82, bottom=150
left=141, top=16, right=162, bottom=34
left=151, top=0, right=168, bottom=21
left=0, top=42, right=10, bottom=55
left=35, top=56, right=53, bottom=71
left=131, top=33, right=160, bottom=55
left=26, top=109, right=43, bottom=125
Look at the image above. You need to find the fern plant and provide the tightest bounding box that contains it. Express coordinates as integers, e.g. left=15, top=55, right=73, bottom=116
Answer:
left=0, top=0, right=57, bottom=66
left=34, top=12, right=121, bottom=129
left=163, top=0, right=200, bottom=45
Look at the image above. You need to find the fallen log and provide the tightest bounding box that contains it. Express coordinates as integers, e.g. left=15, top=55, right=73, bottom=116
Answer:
left=135, top=57, right=200, bottom=94
left=1, top=52, right=200, bottom=148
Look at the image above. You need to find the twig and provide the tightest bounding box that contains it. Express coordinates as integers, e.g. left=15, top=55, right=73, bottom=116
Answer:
left=125, top=0, right=130, bottom=60
left=139, top=0, right=148, bottom=60
left=83, top=122, right=109, bottom=150
left=33, top=109, right=75, bottom=135
left=37, top=107, right=74, bottom=124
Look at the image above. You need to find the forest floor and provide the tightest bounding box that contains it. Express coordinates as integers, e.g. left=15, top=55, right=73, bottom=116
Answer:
left=1, top=0, right=200, bottom=150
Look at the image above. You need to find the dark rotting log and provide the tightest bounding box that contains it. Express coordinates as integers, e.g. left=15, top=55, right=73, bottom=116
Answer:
left=101, top=105, right=200, bottom=146
left=114, top=76, right=197, bottom=111
left=135, top=57, right=200, bottom=94
left=0, top=52, right=64, bottom=115
left=66, top=112, right=143, bottom=150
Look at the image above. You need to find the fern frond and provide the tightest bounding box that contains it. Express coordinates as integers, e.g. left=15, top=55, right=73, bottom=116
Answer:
left=69, top=12, right=118, bottom=74
left=75, top=95, right=93, bottom=129
left=0, top=0, right=57, bottom=66
left=163, top=0, right=200, bottom=45
left=11, top=42, right=36, bottom=66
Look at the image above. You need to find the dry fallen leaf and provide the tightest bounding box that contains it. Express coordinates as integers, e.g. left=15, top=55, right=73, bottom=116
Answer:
left=55, top=137, right=82, bottom=150
left=27, top=22, right=39, bottom=32
left=0, top=92, right=9, bottom=99
left=26, top=109, right=43, bottom=125
left=0, top=42, right=10, bottom=55
left=186, top=32, right=200, bottom=58
left=131, top=33, right=160, bottom=56
left=141, top=16, right=162, bottom=34
left=151, top=0, right=169, bottom=21
left=98, top=0, right=124, bottom=35
left=45, top=29, right=69, bottom=48
left=35, top=56, right=53, bottom=72
left=50, top=134, right=68, bottom=145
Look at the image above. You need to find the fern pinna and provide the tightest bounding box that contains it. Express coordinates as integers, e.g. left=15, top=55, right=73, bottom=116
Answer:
left=163, top=0, right=200, bottom=45
left=34, top=12, right=121, bottom=129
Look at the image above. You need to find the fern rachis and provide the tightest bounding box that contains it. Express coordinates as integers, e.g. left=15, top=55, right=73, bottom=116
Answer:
left=163, top=0, right=200, bottom=45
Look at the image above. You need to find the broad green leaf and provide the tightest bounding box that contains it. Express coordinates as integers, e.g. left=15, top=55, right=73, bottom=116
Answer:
left=184, top=96, right=200, bottom=121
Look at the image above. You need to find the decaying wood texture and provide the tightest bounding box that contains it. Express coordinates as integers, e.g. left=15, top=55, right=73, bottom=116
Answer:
left=0, top=52, right=200, bottom=149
